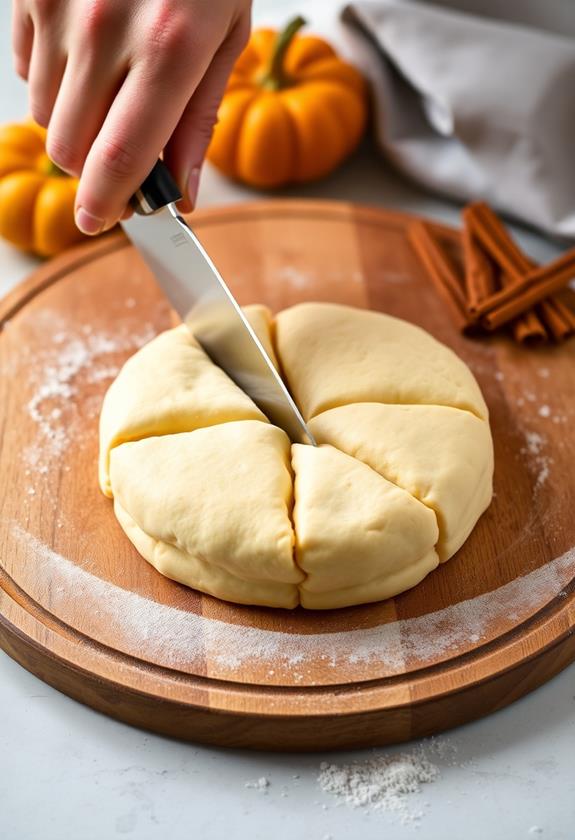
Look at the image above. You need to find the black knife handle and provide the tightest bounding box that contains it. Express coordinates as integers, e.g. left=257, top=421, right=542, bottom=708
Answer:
left=130, top=159, right=182, bottom=215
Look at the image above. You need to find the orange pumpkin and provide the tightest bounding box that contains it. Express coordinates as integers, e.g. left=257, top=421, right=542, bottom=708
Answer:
left=208, top=16, right=368, bottom=188
left=0, top=121, right=86, bottom=257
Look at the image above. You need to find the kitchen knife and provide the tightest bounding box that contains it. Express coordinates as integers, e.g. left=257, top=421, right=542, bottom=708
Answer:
left=122, top=160, right=315, bottom=445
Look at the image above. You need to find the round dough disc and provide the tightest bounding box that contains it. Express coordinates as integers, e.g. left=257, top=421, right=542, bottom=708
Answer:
left=99, top=302, right=493, bottom=609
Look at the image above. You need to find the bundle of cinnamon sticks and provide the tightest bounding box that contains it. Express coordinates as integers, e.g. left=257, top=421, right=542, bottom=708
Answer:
left=409, top=202, right=575, bottom=344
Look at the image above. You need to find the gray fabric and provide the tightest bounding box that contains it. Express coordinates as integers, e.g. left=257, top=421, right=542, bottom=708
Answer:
left=341, top=0, right=575, bottom=237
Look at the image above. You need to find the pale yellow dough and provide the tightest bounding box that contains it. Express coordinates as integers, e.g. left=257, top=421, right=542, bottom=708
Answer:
left=309, top=403, right=493, bottom=561
left=242, top=303, right=280, bottom=372
left=292, top=444, right=439, bottom=609
left=99, top=325, right=265, bottom=495
left=109, top=421, right=302, bottom=607
left=275, top=303, right=488, bottom=420
left=100, top=302, right=493, bottom=609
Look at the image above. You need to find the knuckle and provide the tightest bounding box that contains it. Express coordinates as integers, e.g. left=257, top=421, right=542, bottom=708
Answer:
left=31, top=0, right=60, bottom=22
left=147, top=5, right=191, bottom=58
left=46, top=132, right=81, bottom=174
left=82, top=0, right=114, bottom=40
left=195, top=109, right=218, bottom=142
left=98, top=138, right=140, bottom=182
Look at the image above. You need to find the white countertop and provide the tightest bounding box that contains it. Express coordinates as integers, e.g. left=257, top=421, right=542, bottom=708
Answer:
left=1, top=2, right=573, bottom=839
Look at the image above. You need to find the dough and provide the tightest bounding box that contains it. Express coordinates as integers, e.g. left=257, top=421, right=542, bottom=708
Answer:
left=243, top=303, right=280, bottom=372
left=309, top=403, right=493, bottom=561
left=110, top=421, right=302, bottom=608
left=100, top=302, right=493, bottom=609
left=292, top=444, right=439, bottom=609
left=99, top=325, right=265, bottom=495
left=275, top=303, right=488, bottom=420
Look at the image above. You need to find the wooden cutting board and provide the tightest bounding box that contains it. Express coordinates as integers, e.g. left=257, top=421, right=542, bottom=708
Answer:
left=1, top=200, right=574, bottom=751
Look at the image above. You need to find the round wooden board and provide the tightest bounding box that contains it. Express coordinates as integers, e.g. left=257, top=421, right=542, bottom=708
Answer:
left=1, top=200, right=574, bottom=751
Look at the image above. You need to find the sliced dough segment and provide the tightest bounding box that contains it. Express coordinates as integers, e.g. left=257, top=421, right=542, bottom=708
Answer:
left=310, top=403, right=493, bottom=561
left=275, top=302, right=487, bottom=420
left=292, top=444, right=439, bottom=609
left=243, top=303, right=281, bottom=372
left=114, top=501, right=298, bottom=609
left=99, top=325, right=265, bottom=495
left=109, top=421, right=303, bottom=608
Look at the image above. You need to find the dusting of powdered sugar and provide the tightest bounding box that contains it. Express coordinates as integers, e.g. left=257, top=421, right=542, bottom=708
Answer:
left=10, top=525, right=575, bottom=680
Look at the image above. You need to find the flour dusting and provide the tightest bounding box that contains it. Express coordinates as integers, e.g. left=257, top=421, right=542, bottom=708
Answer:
left=10, top=525, right=575, bottom=681
left=22, top=317, right=156, bottom=473
left=520, top=431, right=552, bottom=489
left=318, top=749, right=439, bottom=823
left=245, top=777, right=270, bottom=791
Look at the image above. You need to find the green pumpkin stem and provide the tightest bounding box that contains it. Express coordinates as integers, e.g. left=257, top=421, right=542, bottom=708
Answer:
left=261, top=15, right=306, bottom=90
left=42, top=159, right=67, bottom=178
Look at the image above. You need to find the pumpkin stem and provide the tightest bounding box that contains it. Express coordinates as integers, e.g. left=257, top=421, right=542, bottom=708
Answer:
left=261, top=15, right=306, bottom=90
left=41, top=157, right=67, bottom=178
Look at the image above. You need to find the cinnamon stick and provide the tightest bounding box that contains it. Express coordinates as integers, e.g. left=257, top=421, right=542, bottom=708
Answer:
left=479, top=249, right=575, bottom=329
left=487, top=239, right=568, bottom=339
left=511, top=308, right=548, bottom=344
left=554, top=296, right=575, bottom=335
left=461, top=211, right=547, bottom=342
left=538, top=297, right=575, bottom=341
left=499, top=273, right=547, bottom=344
left=464, top=202, right=531, bottom=287
left=408, top=221, right=471, bottom=332
left=462, top=219, right=497, bottom=309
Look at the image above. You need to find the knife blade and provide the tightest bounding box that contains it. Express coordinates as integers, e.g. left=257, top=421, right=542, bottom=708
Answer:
left=122, top=161, right=315, bottom=445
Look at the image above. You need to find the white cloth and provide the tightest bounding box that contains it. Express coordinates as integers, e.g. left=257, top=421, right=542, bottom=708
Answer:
left=341, top=0, right=575, bottom=238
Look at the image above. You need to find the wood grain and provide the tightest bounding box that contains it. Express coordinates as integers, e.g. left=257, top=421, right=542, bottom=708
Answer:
left=0, top=200, right=574, bottom=750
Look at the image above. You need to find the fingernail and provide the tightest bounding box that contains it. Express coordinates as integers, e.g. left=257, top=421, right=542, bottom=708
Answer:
left=186, top=167, right=201, bottom=208
left=75, top=207, right=105, bottom=235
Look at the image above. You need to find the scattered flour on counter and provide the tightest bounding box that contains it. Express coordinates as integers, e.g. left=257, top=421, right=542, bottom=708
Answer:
left=245, top=777, right=270, bottom=791
left=318, top=749, right=439, bottom=824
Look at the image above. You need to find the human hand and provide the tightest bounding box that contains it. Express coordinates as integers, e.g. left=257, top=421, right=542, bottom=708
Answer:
left=12, top=0, right=251, bottom=234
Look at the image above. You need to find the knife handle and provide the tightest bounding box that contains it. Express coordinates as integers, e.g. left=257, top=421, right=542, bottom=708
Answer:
left=131, top=159, right=182, bottom=215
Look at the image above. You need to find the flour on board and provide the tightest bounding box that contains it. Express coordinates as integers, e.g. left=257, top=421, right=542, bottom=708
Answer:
left=11, top=525, right=575, bottom=679
left=22, top=315, right=156, bottom=472
left=520, top=431, right=552, bottom=489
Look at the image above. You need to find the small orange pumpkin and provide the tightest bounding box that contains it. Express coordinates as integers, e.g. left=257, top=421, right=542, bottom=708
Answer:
left=0, top=121, right=86, bottom=257
left=208, top=16, right=368, bottom=188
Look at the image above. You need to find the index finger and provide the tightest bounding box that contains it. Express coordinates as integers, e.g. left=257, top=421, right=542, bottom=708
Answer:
left=74, top=60, right=207, bottom=234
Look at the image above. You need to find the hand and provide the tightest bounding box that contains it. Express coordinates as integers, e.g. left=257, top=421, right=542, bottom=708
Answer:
left=12, top=0, right=251, bottom=233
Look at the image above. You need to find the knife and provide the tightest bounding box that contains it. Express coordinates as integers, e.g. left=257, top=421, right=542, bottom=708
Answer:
left=121, top=160, right=315, bottom=445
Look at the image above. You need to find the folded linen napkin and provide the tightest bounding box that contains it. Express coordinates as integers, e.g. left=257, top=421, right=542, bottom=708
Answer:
left=341, top=0, right=575, bottom=238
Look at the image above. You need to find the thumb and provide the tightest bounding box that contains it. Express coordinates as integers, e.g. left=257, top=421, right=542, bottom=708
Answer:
left=164, top=20, right=249, bottom=212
